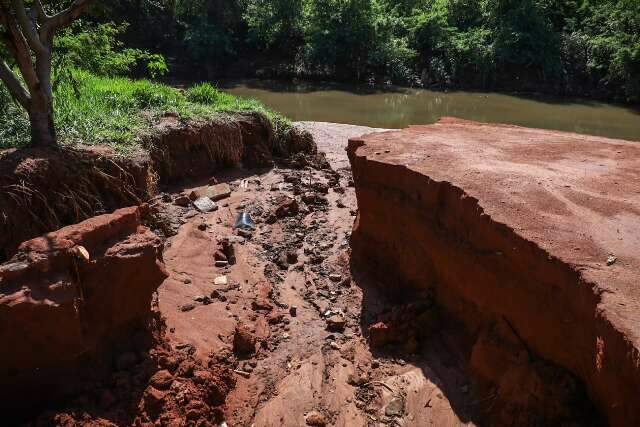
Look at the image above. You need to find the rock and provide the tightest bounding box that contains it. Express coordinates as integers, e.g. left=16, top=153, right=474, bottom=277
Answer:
left=312, top=182, right=330, bottom=194
left=385, top=397, right=405, bottom=417
left=185, top=400, right=209, bottom=420
left=174, top=195, right=191, bottom=207
left=149, top=370, right=174, bottom=390
left=175, top=343, right=197, bottom=355
left=180, top=303, right=196, bottom=312
left=0, top=207, right=167, bottom=406
left=233, top=323, right=257, bottom=356
left=274, top=196, right=299, bottom=218
left=220, top=239, right=237, bottom=265
left=214, top=275, right=228, bottom=286
left=276, top=253, right=290, bottom=270
left=210, top=290, right=227, bottom=302
left=302, top=192, right=317, bottom=204
left=251, top=299, right=273, bottom=312
left=286, top=250, right=298, bottom=264
left=329, top=273, right=342, bottom=282
left=237, top=228, right=253, bottom=238
left=289, top=306, right=298, bottom=317
left=194, top=295, right=212, bottom=305
left=326, top=314, right=346, bottom=332
left=214, top=250, right=228, bottom=262
left=193, top=197, right=218, bottom=213
left=347, top=373, right=368, bottom=386
left=368, top=322, right=394, bottom=348
left=305, top=410, right=327, bottom=426
left=143, top=385, right=167, bottom=414
left=209, top=183, right=232, bottom=201
left=607, top=255, right=617, bottom=266
left=189, top=183, right=232, bottom=202
left=197, top=222, right=208, bottom=231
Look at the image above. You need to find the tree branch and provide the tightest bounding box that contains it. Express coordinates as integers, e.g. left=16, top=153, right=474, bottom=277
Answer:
left=0, top=3, right=39, bottom=92
left=33, top=0, right=48, bottom=21
left=11, top=0, right=47, bottom=54
left=0, top=59, right=29, bottom=108
left=43, top=0, right=94, bottom=34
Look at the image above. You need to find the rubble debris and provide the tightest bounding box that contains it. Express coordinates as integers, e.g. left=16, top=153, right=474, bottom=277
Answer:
left=193, top=196, right=218, bottom=213
left=385, top=397, right=405, bottom=417
left=305, top=410, right=327, bottom=426
left=233, top=323, right=257, bottom=356
left=189, top=183, right=232, bottom=202
left=214, top=276, right=228, bottom=286
left=326, top=314, right=346, bottom=332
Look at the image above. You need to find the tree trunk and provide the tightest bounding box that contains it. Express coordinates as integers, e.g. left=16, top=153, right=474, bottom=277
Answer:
left=29, top=108, right=57, bottom=147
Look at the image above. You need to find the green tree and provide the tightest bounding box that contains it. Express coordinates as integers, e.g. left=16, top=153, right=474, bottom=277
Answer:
left=0, top=0, right=94, bottom=147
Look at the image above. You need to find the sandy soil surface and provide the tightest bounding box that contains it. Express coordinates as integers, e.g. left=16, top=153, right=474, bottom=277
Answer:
left=154, top=122, right=478, bottom=426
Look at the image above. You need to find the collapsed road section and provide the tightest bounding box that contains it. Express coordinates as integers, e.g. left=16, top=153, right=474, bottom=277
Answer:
left=348, top=117, right=640, bottom=426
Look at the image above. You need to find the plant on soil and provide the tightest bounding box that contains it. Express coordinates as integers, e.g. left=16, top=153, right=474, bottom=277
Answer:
left=0, top=71, right=292, bottom=153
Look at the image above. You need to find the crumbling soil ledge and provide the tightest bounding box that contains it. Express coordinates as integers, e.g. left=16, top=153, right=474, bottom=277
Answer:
left=348, top=118, right=640, bottom=426
left=0, top=111, right=316, bottom=261
left=0, top=207, right=167, bottom=413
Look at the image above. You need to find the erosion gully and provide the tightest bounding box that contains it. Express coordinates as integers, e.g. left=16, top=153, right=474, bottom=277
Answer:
left=152, top=122, right=475, bottom=427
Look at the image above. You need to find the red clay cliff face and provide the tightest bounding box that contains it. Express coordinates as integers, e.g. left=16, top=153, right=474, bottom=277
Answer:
left=0, top=206, right=168, bottom=409
left=348, top=118, right=640, bottom=426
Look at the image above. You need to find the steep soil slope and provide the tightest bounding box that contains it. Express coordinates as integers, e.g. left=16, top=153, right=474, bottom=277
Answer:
left=348, top=118, right=640, bottom=426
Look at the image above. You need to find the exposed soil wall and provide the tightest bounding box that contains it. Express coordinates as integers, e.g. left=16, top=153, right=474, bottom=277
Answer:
left=347, top=119, right=640, bottom=426
left=0, top=206, right=167, bottom=411
left=0, top=112, right=315, bottom=261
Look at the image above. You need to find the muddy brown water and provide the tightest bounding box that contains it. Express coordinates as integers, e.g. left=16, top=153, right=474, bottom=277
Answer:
left=222, top=79, right=640, bottom=141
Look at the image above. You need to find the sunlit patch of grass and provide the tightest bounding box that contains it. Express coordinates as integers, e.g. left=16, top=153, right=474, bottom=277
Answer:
left=0, top=70, right=290, bottom=153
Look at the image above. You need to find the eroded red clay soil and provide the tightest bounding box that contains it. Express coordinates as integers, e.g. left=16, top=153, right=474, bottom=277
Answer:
left=3, top=119, right=637, bottom=426
left=349, top=118, right=640, bottom=426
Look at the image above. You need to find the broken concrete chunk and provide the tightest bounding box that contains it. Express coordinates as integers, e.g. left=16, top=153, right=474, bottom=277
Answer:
left=193, top=197, right=218, bottom=213
left=209, top=183, right=232, bottom=201
left=214, top=275, right=228, bottom=286
left=189, top=183, right=232, bottom=202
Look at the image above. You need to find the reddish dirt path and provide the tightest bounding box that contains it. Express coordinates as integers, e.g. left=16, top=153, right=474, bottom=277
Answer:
left=155, top=122, right=478, bottom=426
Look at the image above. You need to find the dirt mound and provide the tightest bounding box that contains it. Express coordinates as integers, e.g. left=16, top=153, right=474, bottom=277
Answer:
left=348, top=118, right=640, bottom=425
left=0, top=207, right=167, bottom=415
left=146, top=112, right=317, bottom=184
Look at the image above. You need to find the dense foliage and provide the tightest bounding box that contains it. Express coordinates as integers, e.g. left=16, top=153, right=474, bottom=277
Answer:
left=0, top=69, right=283, bottom=150
left=103, top=0, right=639, bottom=102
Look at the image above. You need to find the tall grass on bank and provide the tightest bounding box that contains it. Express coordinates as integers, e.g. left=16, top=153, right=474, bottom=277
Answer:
left=0, top=71, right=290, bottom=153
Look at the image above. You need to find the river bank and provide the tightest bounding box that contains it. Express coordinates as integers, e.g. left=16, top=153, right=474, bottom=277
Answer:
left=221, top=79, right=640, bottom=142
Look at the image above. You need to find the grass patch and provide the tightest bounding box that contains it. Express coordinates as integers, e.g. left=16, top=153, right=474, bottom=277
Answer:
left=0, top=71, right=291, bottom=153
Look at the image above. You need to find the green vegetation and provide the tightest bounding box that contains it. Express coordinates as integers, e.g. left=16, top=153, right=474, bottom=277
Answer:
left=1, top=0, right=638, bottom=150
left=0, top=7, right=287, bottom=150
left=111, top=0, right=639, bottom=102
left=0, top=71, right=285, bottom=151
